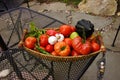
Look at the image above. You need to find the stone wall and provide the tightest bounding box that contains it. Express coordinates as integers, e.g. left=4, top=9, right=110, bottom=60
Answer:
left=78, top=0, right=119, bottom=16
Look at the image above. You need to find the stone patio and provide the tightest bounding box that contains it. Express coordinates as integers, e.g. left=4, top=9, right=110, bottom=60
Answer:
left=0, top=1, right=120, bottom=80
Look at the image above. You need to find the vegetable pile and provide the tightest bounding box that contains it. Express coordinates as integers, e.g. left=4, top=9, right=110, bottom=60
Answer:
left=24, top=21, right=101, bottom=56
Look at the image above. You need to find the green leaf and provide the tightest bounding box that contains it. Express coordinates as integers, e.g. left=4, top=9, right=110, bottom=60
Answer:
left=29, top=22, right=36, bottom=32
left=36, top=45, right=50, bottom=55
left=26, top=22, right=46, bottom=39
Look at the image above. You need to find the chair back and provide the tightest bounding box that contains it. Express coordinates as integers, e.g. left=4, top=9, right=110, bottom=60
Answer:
left=0, top=0, right=29, bottom=12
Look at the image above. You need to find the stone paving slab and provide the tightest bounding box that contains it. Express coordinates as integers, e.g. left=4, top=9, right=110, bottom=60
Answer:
left=0, top=1, right=120, bottom=80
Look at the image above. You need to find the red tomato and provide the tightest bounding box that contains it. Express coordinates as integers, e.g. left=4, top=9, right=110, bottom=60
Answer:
left=91, top=42, right=100, bottom=52
left=46, top=29, right=57, bottom=36
left=24, top=36, right=37, bottom=49
left=45, top=44, right=54, bottom=52
left=51, top=51, right=59, bottom=56
left=39, top=34, right=48, bottom=47
left=72, top=36, right=82, bottom=54
left=79, top=41, right=92, bottom=55
left=64, top=38, right=73, bottom=47
left=59, top=25, right=72, bottom=37
left=71, top=50, right=79, bottom=56
left=70, top=26, right=76, bottom=32
left=54, top=41, right=71, bottom=56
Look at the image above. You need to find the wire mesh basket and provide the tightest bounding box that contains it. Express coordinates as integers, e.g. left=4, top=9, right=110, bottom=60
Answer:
left=19, top=28, right=105, bottom=80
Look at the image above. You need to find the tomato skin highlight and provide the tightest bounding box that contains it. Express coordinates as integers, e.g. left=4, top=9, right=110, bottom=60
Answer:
left=24, top=36, right=37, bottom=49
left=45, top=44, right=54, bottom=52
left=79, top=41, right=92, bottom=55
left=72, top=36, right=82, bottom=54
left=64, top=38, right=73, bottom=47
left=70, top=26, right=76, bottom=32
left=46, top=29, right=57, bottom=36
left=39, top=34, right=49, bottom=47
left=51, top=51, right=59, bottom=56
left=71, top=50, right=79, bottom=56
left=59, top=25, right=72, bottom=37
left=91, top=42, right=100, bottom=52
left=54, top=41, right=71, bottom=56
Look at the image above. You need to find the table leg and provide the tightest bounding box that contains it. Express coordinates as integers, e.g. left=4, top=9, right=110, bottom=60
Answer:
left=25, top=0, right=30, bottom=8
left=5, top=51, right=24, bottom=80
left=0, top=35, right=24, bottom=80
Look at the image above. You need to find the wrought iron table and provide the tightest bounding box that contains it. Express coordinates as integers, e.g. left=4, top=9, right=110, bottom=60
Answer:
left=0, top=7, right=104, bottom=80
left=111, top=25, right=120, bottom=47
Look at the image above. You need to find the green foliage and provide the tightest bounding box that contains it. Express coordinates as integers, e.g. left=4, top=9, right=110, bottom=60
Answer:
left=36, top=0, right=82, bottom=6
left=63, top=0, right=82, bottom=6
left=25, top=22, right=46, bottom=38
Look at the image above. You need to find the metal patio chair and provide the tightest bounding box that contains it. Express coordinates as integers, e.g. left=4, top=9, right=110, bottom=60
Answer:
left=0, top=34, right=24, bottom=79
left=0, top=0, right=30, bottom=12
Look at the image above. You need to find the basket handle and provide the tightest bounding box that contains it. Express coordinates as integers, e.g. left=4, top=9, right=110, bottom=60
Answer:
left=18, top=28, right=28, bottom=48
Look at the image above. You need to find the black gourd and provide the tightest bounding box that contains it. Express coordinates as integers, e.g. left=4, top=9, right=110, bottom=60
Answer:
left=75, top=19, right=94, bottom=38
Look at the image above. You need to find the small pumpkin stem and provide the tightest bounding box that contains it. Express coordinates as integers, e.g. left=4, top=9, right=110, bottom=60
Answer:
left=61, top=46, right=66, bottom=51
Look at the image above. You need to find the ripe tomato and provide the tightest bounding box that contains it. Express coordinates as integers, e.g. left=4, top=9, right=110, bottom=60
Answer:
left=70, top=26, right=76, bottom=32
left=45, top=44, right=54, bottom=52
left=46, top=29, right=57, bottom=36
left=72, top=36, right=82, bottom=54
left=71, top=50, right=79, bottom=56
left=24, top=36, right=37, bottom=49
left=51, top=51, right=59, bottom=56
left=54, top=41, right=71, bottom=56
left=64, top=38, right=73, bottom=47
left=91, top=42, right=100, bottom=52
left=39, top=34, right=48, bottom=47
left=79, top=41, right=92, bottom=55
left=59, top=25, right=72, bottom=37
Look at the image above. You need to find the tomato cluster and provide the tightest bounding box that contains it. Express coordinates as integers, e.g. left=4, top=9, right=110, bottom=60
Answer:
left=24, top=24, right=101, bottom=56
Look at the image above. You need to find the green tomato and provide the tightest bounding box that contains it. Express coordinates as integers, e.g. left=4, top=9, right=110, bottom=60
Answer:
left=70, top=32, right=79, bottom=39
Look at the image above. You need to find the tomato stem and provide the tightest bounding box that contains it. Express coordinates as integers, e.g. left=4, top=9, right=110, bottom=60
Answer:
left=61, top=46, right=66, bottom=51
left=82, top=26, right=86, bottom=43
